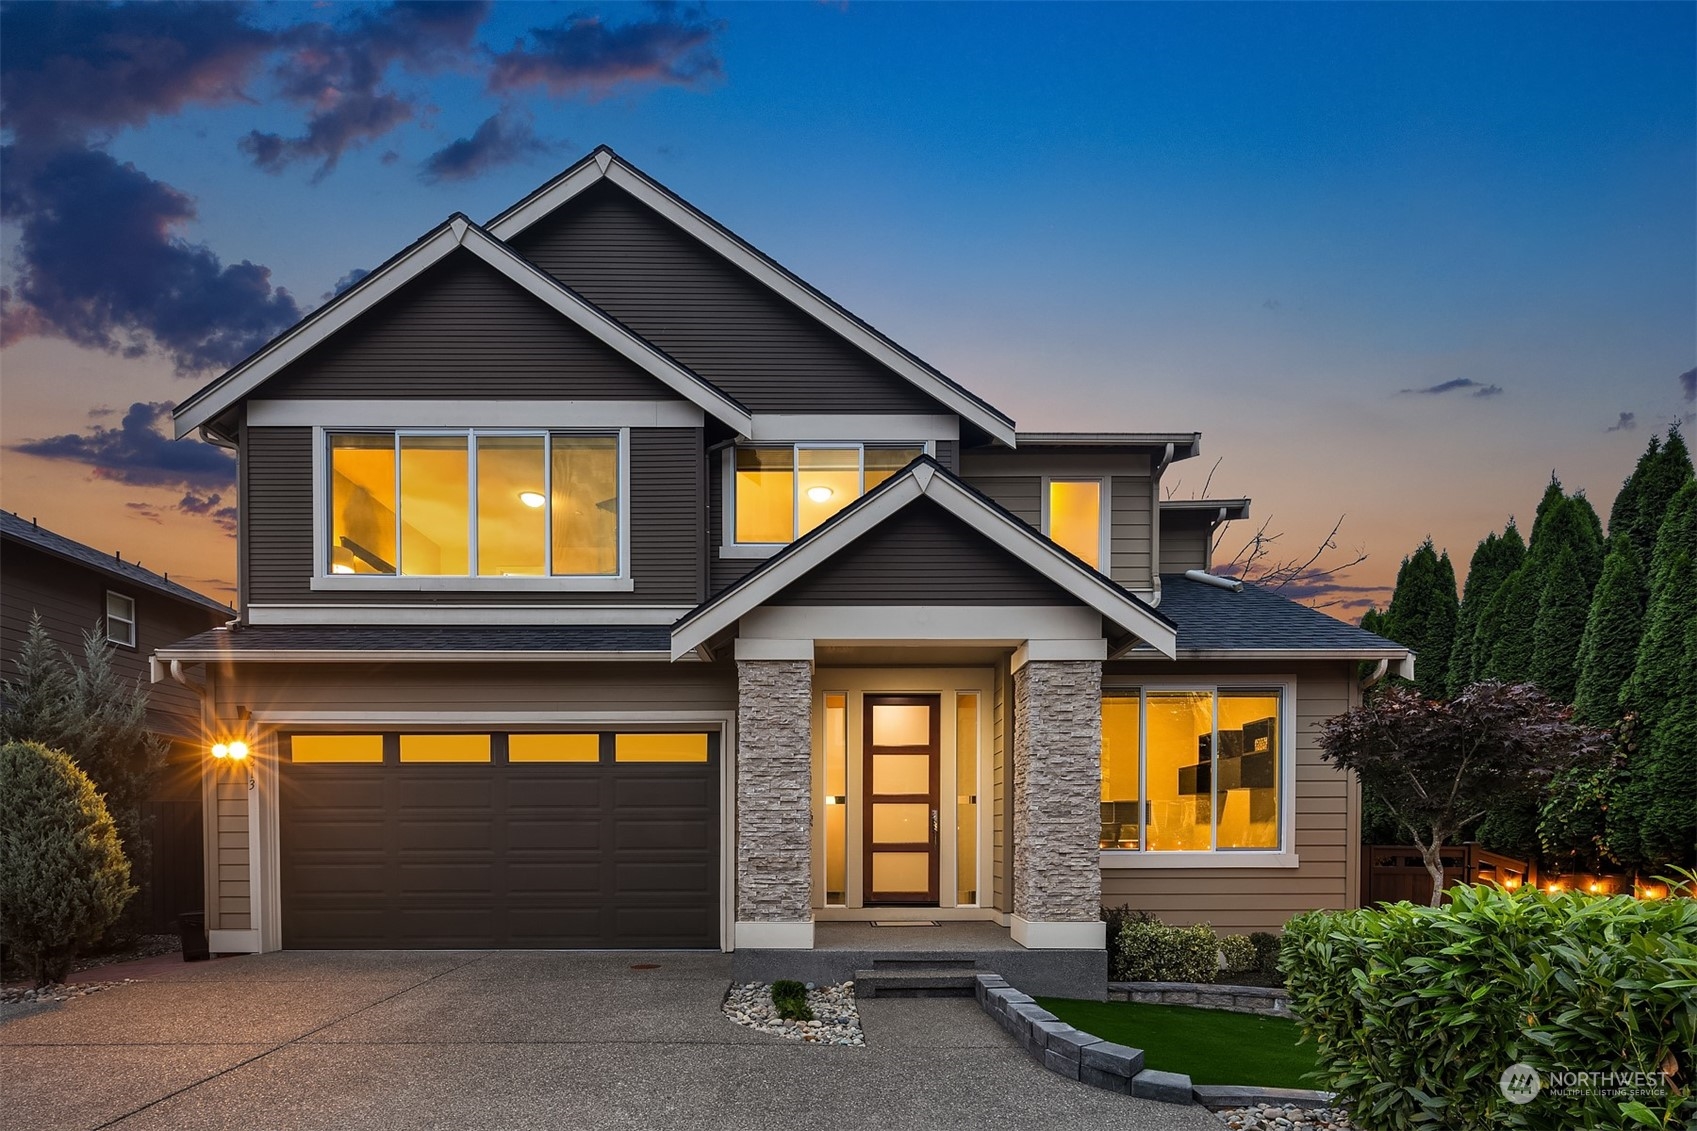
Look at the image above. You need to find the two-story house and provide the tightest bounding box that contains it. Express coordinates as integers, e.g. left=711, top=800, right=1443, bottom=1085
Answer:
left=2, top=511, right=233, bottom=931
left=157, top=148, right=1409, bottom=990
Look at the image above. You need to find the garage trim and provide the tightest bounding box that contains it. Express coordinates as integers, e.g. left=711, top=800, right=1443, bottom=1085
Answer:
left=241, top=710, right=736, bottom=953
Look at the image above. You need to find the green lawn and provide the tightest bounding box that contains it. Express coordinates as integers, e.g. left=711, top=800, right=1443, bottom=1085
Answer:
left=1034, top=998, right=1320, bottom=1088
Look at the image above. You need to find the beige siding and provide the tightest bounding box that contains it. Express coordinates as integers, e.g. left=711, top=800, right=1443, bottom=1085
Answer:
left=1099, top=660, right=1359, bottom=934
left=1109, top=474, right=1152, bottom=590
left=1159, top=526, right=1211, bottom=573
left=968, top=475, right=1040, bottom=526
left=213, top=772, right=250, bottom=929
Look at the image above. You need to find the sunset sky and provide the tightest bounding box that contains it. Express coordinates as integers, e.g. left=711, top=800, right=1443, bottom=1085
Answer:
left=1, top=1, right=1692, bottom=615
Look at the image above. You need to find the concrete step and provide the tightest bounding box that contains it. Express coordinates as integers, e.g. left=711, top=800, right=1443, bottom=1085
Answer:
left=854, top=965, right=984, bottom=998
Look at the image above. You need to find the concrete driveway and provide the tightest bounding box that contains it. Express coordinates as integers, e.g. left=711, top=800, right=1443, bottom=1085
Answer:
left=0, top=951, right=1222, bottom=1130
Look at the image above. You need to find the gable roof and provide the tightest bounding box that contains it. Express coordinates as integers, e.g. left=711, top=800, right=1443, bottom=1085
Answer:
left=488, top=147, right=1018, bottom=447
left=671, top=456, right=1177, bottom=660
left=1144, top=572, right=1413, bottom=672
left=173, top=215, right=752, bottom=439
left=1, top=511, right=233, bottom=617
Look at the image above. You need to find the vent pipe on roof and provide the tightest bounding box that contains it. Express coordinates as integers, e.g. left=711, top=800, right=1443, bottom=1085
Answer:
left=1184, top=569, right=1242, bottom=592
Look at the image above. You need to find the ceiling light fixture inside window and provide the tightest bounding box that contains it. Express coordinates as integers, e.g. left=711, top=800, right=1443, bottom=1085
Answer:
left=806, top=486, right=834, bottom=504
left=518, top=491, right=546, bottom=509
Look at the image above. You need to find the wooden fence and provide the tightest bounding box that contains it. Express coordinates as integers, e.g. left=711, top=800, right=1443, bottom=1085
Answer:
left=1361, top=842, right=1535, bottom=907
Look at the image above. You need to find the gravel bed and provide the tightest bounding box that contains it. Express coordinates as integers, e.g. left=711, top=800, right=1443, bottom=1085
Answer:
left=1214, top=1103, right=1355, bottom=1130
left=722, top=981, right=864, bottom=1045
left=1, top=979, right=138, bottom=1006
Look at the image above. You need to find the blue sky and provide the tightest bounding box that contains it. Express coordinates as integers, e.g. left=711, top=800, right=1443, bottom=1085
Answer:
left=2, top=1, right=1692, bottom=611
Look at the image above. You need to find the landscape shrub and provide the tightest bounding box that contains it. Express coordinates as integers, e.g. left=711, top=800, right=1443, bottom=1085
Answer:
left=1102, top=905, right=1157, bottom=981
left=1115, top=917, right=1219, bottom=984
left=1218, top=934, right=1256, bottom=978
left=1248, top=931, right=1283, bottom=979
left=770, top=979, right=814, bottom=1022
left=0, top=741, right=135, bottom=985
left=1281, top=885, right=1696, bottom=1130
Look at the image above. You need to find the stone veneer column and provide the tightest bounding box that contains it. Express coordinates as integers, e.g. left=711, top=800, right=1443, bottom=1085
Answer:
left=735, top=659, right=814, bottom=947
left=1011, top=658, right=1107, bottom=948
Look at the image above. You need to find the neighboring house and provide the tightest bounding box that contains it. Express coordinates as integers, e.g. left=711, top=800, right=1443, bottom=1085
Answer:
left=156, top=147, right=1410, bottom=968
left=1, top=511, right=233, bottom=930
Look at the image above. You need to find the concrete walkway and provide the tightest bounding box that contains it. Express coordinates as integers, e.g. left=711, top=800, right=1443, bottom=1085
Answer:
left=0, top=951, right=1222, bottom=1130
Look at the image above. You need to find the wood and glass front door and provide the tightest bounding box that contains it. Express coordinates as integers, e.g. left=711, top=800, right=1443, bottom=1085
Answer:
left=863, top=694, right=940, bottom=905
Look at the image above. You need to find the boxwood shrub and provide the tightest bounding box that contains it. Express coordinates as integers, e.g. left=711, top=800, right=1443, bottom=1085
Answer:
left=1116, top=917, right=1219, bottom=984
left=1281, top=886, right=1696, bottom=1130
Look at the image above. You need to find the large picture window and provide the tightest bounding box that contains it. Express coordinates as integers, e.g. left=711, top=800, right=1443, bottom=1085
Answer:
left=1100, top=687, right=1283, bottom=853
left=327, top=430, right=620, bottom=578
left=733, top=444, right=924, bottom=544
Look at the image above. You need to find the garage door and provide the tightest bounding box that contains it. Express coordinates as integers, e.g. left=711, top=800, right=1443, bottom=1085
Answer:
left=279, top=730, right=719, bottom=949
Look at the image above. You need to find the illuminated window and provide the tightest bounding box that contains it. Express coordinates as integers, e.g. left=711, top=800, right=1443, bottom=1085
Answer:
left=956, top=692, right=979, bottom=905
left=1046, top=479, right=1103, bottom=568
left=328, top=431, right=621, bottom=578
left=733, top=444, right=924, bottom=544
left=615, top=733, right=710, bottom=763
left=399, top=734, right=491, bottom=763
left=508, top=734, right=600, bottom=763
left=822, top=693, right=848, bottom=906
left=1099, top=689, right=1282, bottom=853
left=291, top=734, right=385, bottom=763
left=104, top=592, right=136, bottom=648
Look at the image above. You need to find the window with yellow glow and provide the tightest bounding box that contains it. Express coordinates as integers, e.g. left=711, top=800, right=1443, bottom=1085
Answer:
left=956, top=692, right=979, bottom=905
left=328, top=431, right=620, bottom=578
left=1100, top=689, right=1282, bottom=853
left=822, top=693, right=848, bottom=906
left=290, top=734, right=385, bottom=763
left=508, top=734, right=600, bottom=763
left=614, top=733, right=710, bottom=763
left=733, top=444, right=923, bottom=544
left=399, top=734, right=491, bottom=763
left=1047, top=479, right=1103, bottom=568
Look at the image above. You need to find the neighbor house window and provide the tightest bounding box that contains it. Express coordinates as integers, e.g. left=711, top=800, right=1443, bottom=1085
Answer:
left=104, top=592, right=136, bottom=648
left=1100, top=688, right=1282, bottom=853
left=328, top=431, right=620, bottom=577
left=1046, top=479, right=1104, bottom=569
left=733, top=444, right=924, bottom=544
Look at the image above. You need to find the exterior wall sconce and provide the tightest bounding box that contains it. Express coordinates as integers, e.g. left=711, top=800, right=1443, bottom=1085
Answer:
left=211, top=739, right=250, bottom=761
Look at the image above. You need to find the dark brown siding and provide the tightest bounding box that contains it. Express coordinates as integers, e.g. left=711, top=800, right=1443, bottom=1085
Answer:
left=263, top=251, right=676, bottom=401
left=706, top=448, right=759, bottom=596
left=0, top=540, right=224, bottom=737
left=509, top=181, right=948, bottom=415
left=769, top=499, right=1081, bottom=606
left=242, top=426, right=704, bottom=605
left=934, top=440, right=959, bottom=474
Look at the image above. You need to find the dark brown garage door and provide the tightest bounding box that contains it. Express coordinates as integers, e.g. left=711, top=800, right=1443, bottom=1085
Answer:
left=279, top=731, right=719, bottom=949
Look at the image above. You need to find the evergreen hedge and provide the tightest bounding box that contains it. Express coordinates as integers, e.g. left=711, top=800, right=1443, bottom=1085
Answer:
left=1281, top=887, right=1696, bottom=1131
left=0, top=741, right=135, bottom=984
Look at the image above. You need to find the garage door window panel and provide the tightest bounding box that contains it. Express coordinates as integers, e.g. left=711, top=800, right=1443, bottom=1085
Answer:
left=399, top=734, right=492, bottom=763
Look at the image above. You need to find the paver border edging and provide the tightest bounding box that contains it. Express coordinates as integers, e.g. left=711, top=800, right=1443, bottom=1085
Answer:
left=1107, top=980, right=1290, bottom=1016
left=974, top=973, right=1336, bottom=1110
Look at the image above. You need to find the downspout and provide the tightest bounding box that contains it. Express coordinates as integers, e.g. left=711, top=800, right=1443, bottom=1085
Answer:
left=1360, top=658, right=1389, bottom=691
left=1154, top=442, right=1175, bottom=478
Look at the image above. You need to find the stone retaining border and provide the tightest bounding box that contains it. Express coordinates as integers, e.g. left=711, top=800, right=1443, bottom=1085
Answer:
left=974, top=973, right=1335, bottom=1110
left=1108, top=980, right=1290, bottom=1016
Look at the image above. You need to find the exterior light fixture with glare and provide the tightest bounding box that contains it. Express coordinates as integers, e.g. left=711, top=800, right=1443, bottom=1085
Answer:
left=212, top=743, right=229, bottom=759
left=519, top=491, right=546, bottom=508
left=806, top=485, right=834, bottom=504
left=211, top=739, right=251, bottom=761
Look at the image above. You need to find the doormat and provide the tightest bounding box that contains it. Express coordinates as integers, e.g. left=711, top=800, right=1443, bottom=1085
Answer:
left=871, top=921, right=938, bottom=927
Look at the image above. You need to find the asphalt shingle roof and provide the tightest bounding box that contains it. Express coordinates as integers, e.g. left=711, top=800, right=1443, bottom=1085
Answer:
left=2, top=511, right=233, bottom=617
left=1155, top=573, right=1406, bottom=653
left=157, top=624, right=672, bottom=655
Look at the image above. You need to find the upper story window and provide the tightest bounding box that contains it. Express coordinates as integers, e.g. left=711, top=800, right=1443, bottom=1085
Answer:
left=104, top=592, right=136, bottom=647
left=327, top=430, right=621, bottom=578
left=1045, top=478, right=1104, bottom=569
left=1100, top=687, right=1285, bottom=855
left=732, top=444, right=924, bottom=545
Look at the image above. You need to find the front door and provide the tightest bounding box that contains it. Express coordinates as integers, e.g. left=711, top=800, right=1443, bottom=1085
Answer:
left=862, top=694, right=940, bottom=905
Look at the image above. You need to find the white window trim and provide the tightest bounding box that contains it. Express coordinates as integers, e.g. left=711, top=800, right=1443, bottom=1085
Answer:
left=310, top=425, right=633, bottom=592
left=104, top=591, right=137, bottom=648
left=1098, top=676, right=1300, bottom=870
left=719, top=440, right=934, bottom=560
left=1040, top=475, right=1111, bottom=574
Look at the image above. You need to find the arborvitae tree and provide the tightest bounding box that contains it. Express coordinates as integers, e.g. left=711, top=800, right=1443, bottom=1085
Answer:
left=61, top=627, right=167, bottom=851
left=1572, top=541, right=1646, bottom=724
left=1528, top=475, right=1567, bottom=547
left=1606, top=437, right=1656, bottom=552
left=1380, top=539, right=1458, bottom=698
left=1529, top=546, right=1590, bottom=703
left=1622, top=424, right=1694, bottom=563
left=0, top=615, right=75, bottom=749
left=1484, top=567, right=1539, bottom=683
left=1487, top=493, right=1604, bottom=685
left=1450, top=523, right=1525, bottom=694
left=1612, top=480, right=1697, bottom=871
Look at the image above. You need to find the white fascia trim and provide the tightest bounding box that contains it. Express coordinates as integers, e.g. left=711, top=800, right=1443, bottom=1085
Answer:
left=1118, top=648, right=1414, bottom=663
left=746, top=414, right=960, bottom=442
left=207, top=928, right=261, bottom=954
left=156, top=649, right=677, bottom=664
left=488, top=159, right=1016, bottom=447
left=734, top=638, right=815, bottom=661
left=733, top=920, right=815, bottom=950
left=1008, top=915, right=1106, bottom=950
left=174, top=219, right=750, bottom=438
left=309, top=576, right=636, bottom=593
left=251, top=710, right=733, bottom=726
left=1099, top=851, right=1301, bottom=870
left=248, top=400, right=703, bottom=429
left=742, top=605, right=1102, bottom=643
left=673, top=465, right=1177, bottom=659
left=246, top=604, right=688, bottom=626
